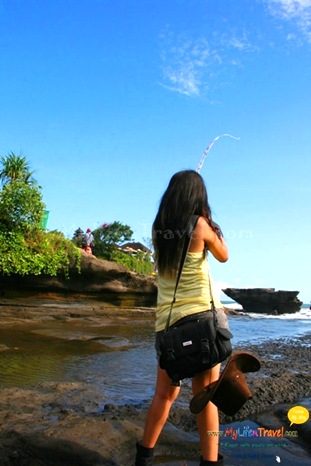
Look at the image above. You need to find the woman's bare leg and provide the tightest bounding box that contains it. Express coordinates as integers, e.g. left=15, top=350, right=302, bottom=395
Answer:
left=192, top=364, right=221, bottom=461
left=141, top=365, right=180, bottom=448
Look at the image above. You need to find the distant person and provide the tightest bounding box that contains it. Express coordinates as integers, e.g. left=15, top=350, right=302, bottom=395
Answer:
left=83, top=228, right=94, bottom=254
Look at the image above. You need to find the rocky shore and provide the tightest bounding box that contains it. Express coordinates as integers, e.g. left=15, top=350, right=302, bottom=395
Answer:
left=0, top=300, right=310, bottom=465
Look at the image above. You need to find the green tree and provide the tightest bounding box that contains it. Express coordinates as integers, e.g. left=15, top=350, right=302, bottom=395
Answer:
left=92, top=221, right=133, bottom=260
left=0, top=152, right=35, bottom=186
left=0, top=152, right=81, bottom=277
left=0, top=180, right=45, bottom=232
left=0, top=152, right=44, bottom=232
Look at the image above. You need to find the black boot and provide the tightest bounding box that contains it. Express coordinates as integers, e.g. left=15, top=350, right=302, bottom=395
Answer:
left=200, top=454, right=224, bottom=465
left=135, top=442, right=154, bottom=466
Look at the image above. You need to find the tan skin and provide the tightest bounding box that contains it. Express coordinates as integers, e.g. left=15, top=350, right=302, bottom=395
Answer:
left=141, top=216, right=229, bottom=461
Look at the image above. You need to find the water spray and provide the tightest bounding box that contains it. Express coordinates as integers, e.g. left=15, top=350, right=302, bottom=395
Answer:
left=196, top=134, right=240, bottom=173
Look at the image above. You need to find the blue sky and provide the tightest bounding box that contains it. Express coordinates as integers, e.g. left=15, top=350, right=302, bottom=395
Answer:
left=1, top=0, right=310, bottom=302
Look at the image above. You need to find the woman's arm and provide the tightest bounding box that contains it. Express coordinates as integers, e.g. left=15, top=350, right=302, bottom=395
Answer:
left=189, top=216, right=229, bottom=262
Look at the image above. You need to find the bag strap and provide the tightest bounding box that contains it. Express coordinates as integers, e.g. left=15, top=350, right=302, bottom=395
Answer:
left=164, top=215, right=199, bottom=332
left=164, top=215, right=219, bottom=332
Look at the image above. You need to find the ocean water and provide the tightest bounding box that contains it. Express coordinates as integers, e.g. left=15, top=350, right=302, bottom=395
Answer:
left=69, top=303, right=311, bottom=405
left=224, top=302, right=311, bottom=345
left=0, top=304, right=310, bottom=406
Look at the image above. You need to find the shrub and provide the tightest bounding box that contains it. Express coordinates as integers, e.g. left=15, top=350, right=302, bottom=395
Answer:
left=0, top=230, right=81, bottom=277
left=111, top=249, right=153, bottom=275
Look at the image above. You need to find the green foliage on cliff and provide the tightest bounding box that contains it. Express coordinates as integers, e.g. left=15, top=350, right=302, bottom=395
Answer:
left=0, top=230, right=81, bottom=277
left=73, top=222, right=153, bottom=275
left=91, top=222, right=154, bottom=274
left=0, top=152, right=45, bottom=233
left=111, top=249, right=154, bottom=275
left=0, top=152, right=152, bottom=277
left=0, top=153, right=81, bottom=277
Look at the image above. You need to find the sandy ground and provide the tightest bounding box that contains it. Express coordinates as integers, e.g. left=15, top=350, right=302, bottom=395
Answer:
left=0, top=299, right=310, bottom=465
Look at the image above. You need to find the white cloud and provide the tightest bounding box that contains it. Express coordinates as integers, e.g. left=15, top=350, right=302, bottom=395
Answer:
left=222, top=30, right=255, bottom=51
left=159, top=3, right=311, bottom=98
left=266, top=0, right=311, bottom=42
left=159, top=31, right=253, bottom=97
left=268, top=0, right=311, bottom=17
left=160, top=36, right=212, bottom=96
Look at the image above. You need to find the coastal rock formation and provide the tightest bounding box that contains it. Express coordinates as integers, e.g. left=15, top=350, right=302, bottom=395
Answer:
left=0, top=250, right=157, bottom=307
left=222, top=287, right=302, bottom=314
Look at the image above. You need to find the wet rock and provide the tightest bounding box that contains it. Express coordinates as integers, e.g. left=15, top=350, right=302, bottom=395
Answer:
left=222, top=288, right=302, bottom=314
left=0, top=304, right=310, bottom=465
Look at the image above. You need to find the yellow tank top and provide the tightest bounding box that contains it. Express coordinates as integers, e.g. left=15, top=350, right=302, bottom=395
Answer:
left=156, top=252, right=223, bottom=332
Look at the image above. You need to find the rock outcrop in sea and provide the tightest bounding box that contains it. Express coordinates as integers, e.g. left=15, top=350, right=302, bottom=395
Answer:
left=222, top=287, right=302, bottom=314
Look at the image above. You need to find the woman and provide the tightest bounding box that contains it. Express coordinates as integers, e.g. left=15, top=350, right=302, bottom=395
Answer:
left=135, top=170, right=229, bottom=466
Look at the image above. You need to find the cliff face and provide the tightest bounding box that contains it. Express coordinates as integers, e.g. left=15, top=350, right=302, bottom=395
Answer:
left=0, top=251, right=157, bottom=307
left=222, top=288, right=302, bottom=314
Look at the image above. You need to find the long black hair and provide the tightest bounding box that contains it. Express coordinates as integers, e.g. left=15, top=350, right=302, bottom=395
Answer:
left=153, top=170, right=214, bottom=278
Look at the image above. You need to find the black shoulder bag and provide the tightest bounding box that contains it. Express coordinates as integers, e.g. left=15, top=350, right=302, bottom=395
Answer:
left=158, top=216, right=233, bottom=386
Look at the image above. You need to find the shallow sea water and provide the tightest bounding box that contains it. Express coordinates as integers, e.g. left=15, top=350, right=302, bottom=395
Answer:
left=0, top=304, right=310, bottom=405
